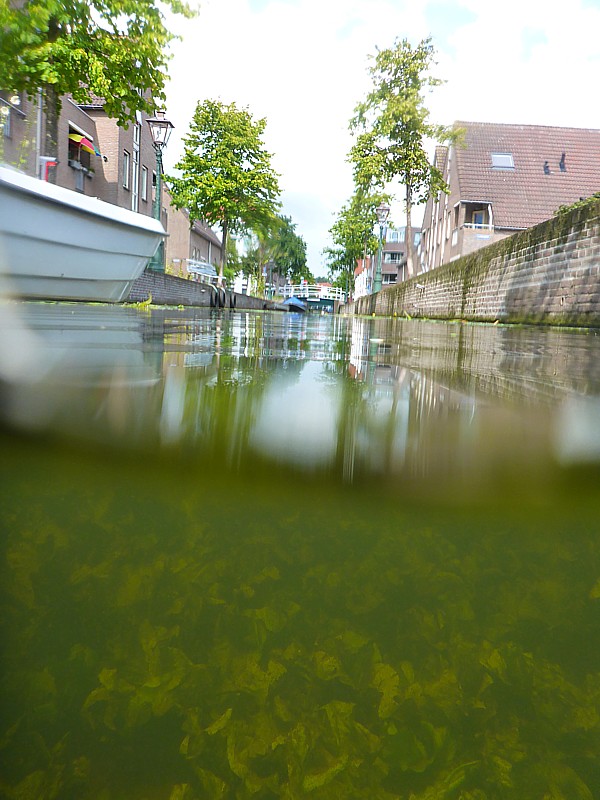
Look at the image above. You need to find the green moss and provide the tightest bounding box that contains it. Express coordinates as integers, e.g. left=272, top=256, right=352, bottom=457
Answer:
left=354, top=199, right=600, bottom=328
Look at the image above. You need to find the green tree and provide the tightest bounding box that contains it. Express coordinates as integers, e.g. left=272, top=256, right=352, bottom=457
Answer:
left=0, top=0, right=194, bottom=181
left=235, top=216, right=309, bottom=297
left=239, top=228, right=271, bottom=298
left=270, top=215, right=311, bottom=284
left=168, top=99, right=281, bottom=285
left=351, top=37, right=451, bottom=278
left=224, top=235, right=241, bottom=287
left=324, top=190, right=388, bottom=297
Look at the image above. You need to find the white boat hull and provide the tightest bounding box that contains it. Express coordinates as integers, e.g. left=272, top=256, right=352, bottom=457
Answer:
left=0, top=165, right=166, bottom=303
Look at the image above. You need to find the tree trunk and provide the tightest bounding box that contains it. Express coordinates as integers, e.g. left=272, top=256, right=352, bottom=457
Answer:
left=219, top=218, right=228, bottom=286
left=405, top=182, right=414, bottom=279
left=43, top=85, right=60, bottom=184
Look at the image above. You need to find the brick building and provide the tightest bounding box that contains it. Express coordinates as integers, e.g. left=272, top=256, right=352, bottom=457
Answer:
left=0, top=90, right=221, bottom=271
left=164, top=201, right=223, bottom=278
left=420, top=121, right=600, bottom=272
left=353, top=227, right=421, bottom=299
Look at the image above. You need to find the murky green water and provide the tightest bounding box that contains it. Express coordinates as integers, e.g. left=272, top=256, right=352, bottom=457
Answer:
left=1, top=303, right=600, bottom=799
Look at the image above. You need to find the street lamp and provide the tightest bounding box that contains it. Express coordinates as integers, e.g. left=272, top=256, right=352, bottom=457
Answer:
left=146, top=110, right=174, bottom=272
left=373, top=201, right=390, bottom=294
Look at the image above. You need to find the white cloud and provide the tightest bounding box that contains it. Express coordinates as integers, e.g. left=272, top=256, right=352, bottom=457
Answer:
left=163, top=0, right=600, bottom=275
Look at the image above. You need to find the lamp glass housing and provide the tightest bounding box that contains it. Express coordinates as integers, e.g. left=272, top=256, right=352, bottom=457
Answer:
left=376, top=202, right=391, bottom=226
left=147, top=111, right=174, bottom=149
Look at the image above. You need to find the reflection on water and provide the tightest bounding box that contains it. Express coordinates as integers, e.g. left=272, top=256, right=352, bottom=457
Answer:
left=2, top=303, right=600, bottom=493
left=1, top=302, right=600, bottom=799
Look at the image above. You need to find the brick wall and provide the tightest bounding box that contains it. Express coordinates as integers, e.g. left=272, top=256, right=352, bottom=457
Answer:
left=347, top=199, right=600, bottom=327
left=127, top=271, right=282, bottom=311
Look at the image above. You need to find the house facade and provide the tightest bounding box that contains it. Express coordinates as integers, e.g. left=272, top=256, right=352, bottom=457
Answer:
left=1, top=90, right=221, bottom=272
left=354, top=227, right=421, bottom=299
left=165, top=203, right=223, bottom=279
left=420, top=121, right=600, bottom=272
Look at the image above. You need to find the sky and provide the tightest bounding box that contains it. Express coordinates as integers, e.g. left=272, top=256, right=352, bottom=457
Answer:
left=162, top=0, right=600, bottom=276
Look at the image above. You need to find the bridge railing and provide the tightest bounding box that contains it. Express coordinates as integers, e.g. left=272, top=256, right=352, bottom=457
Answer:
left=281, top=284, right=346, bottom=302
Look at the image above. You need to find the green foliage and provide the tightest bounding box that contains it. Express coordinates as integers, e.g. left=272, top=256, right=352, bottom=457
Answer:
left=168, top=100, right=281, bottom=281
left=236, top=215, right=310, bottom=295
left=270, top=215, right=311, bottom=284
left=2, top=429, right=600, bottom=799
left=0, top=0, right=195, bottom=155
left=556, top=192, right=600, bottom=215
left=350, top=37, right=453, bottom=276
left=350, top=36, right=449, bottom=201
left=324, top=190, right=388, bottom=290
left=224, top=236, right=241, bottom=285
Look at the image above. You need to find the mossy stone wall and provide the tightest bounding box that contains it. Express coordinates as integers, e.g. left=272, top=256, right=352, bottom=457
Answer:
left=346, top=199, right=600, bottom=327
left=127, top=271, right=282, bottom=311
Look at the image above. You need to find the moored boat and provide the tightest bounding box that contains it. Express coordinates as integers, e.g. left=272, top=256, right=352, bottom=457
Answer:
left=0, top=164, right=166, bottom=303
left=282, top=296, right=308, bottom=313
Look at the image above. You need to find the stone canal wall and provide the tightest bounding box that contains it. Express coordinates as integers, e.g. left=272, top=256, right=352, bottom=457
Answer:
left=346, top=198, right=600, bottom=327
left=127, top=270, right=285, bottom=311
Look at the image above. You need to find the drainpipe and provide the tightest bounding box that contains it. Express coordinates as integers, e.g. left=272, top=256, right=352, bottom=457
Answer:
left=35, top=88, right=43, bottom=178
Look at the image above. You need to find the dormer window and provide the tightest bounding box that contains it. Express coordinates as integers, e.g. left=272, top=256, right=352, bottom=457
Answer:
left=491, top=152, right=514, bottom=170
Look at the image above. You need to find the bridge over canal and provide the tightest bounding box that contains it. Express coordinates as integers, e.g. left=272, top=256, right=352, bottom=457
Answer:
left=280, top=284, right=346, bottom=313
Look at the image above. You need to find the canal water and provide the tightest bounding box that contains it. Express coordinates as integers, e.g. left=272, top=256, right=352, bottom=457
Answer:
left=1, top=302, right=600, bottom=799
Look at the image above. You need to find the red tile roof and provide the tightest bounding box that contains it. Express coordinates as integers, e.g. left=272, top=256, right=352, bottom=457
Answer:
left=454, top=121, right=600, bottom=229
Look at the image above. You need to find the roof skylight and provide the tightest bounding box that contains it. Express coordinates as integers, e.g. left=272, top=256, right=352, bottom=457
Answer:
left=491, top=152, right=515, bottom=170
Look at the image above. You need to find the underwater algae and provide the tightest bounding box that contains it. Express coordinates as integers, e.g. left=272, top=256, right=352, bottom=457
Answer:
left=1, top=434, right=600, bottom=799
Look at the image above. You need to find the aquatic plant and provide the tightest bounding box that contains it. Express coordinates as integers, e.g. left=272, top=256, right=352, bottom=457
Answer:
left=1, top=436, right=599, bottom=799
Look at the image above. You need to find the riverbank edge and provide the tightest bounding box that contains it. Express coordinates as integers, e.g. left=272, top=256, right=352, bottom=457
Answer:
left=127, top=270, right=288, bottom=312
left=343, top=199, right=600, bottom=328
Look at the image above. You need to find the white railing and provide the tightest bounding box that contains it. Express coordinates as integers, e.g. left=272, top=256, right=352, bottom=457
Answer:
left=281, top=284, right=346, bottom=302
left=186, top=259, right=219, bottom=285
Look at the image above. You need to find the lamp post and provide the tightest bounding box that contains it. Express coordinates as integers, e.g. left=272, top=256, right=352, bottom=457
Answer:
left=146, top=110, right=174, bottom=272
left=373, top=201, right=390, bottom=294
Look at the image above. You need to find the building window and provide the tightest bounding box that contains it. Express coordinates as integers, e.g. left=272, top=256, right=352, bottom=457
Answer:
left=123, top=150, right=131, bottom=189
left=384, top=252, right=402, bottom=264
left=491, top=152, right=514, bottom=170
left=130, top=123, right=141, bottom=211
left=141, top=166, right=148, bottom=201
left=68, top=129, right=92, bottom=171
left=131, top=149, right=139, bottom=211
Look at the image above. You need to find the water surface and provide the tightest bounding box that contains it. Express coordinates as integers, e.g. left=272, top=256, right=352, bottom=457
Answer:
left=1, top=303, right=599, bottom=799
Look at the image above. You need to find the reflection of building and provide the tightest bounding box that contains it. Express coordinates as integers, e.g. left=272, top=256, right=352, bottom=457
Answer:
left=348, top=317, right=371, bottom=379
left=354, top=227, right=421, bottom=299
left=0, top=90, right=222, bottom=274
left=420, top=121, right=600, bottom=272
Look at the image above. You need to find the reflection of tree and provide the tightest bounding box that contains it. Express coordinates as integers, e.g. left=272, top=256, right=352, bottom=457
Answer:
left=8, top=307, right=600, bottom=493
